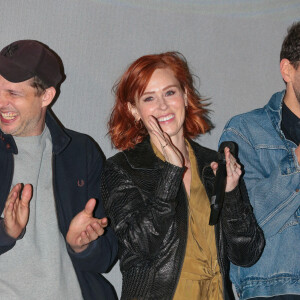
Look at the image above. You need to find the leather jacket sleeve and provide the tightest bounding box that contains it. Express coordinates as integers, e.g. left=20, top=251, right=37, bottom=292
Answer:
left=101, top=158, right=184, bottom=264
left=220, top=180, right=265, bottom=267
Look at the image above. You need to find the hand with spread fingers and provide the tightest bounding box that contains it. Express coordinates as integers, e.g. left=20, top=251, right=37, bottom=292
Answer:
left=66, top=198, right=108, bottom=253
left=210, top=147, right=242, bottom=192
left=148, top=115, right=183, bottom=167
left=4, top=183, right=32, bottom=239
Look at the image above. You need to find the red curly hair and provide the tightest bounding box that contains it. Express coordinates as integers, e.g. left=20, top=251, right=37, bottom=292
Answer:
left=109, top=51, right=213, bottom=150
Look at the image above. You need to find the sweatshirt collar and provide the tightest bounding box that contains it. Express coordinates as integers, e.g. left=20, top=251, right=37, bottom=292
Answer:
left=0, top=109, right=71, bottom=155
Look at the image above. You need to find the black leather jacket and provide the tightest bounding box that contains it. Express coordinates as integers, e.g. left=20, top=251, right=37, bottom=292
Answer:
left=101, top=137, right=265, bottom=300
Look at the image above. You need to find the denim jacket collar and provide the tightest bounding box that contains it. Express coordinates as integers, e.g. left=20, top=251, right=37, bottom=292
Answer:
left=265, top=89, right=285, bottom=135
left=265, top=89, right=298, bottom=149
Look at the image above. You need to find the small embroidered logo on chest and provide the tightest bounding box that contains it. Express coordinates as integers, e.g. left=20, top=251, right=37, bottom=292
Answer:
left=77, top=179, right=85, bottom=187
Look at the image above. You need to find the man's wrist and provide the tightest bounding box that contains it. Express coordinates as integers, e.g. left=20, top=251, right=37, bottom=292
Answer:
left=68, top=243, right=89, bottom=254
left=0, top=219, right=25, bottom=246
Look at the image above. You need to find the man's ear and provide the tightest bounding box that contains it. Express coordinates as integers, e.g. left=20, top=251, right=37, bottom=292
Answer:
left=127, top=102, right=141, bottom=121
left=280, top=58, right=294, bottom=83
left=41, top=87, right=56, bottom=108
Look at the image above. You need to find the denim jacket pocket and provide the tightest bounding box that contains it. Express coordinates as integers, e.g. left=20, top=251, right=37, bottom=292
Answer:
left=278, top=205, right=300, bottom=233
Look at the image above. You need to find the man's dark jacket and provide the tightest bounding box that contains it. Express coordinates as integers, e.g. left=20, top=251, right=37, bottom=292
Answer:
left=101, top=137, right=265, bottom=300
left=0, top=111, right=118, bottom=300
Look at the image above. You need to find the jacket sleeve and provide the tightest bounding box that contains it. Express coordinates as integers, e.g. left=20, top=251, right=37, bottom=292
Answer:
left=101, top=159, right=184, bottom=264
left=220, top=125, right=300, bottom=238
left=0, top=217, right=26, bottom=255
left=0, top=218, right=16, bottom=254
left=67, top=227, right=118, bottom=273
left=220, top=181, right=265, bottom=267
left=67, top=140, right=118, bottom=273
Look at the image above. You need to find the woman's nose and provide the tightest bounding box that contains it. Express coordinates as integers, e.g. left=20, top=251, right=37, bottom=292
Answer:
left=158, top=95, right=168, bottom=110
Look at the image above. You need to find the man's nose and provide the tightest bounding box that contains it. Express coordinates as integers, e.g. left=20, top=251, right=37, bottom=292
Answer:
left=0, top=93, right=9, bottom=108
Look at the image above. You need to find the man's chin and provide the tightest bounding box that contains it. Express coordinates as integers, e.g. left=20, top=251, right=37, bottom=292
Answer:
left=0, top=127, right=17, bottom=136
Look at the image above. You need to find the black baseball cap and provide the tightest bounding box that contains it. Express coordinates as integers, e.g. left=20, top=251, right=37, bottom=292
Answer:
left=0, top=40, right=62, bottom=87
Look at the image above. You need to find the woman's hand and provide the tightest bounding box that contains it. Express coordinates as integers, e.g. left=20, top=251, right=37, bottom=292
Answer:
left=148, top=116, right=183, bottom=167
left=210, top=147, right=242, bottom=192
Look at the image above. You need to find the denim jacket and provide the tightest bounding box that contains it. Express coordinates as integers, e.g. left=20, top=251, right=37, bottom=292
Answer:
left=219, top=90, right=300, bottom=299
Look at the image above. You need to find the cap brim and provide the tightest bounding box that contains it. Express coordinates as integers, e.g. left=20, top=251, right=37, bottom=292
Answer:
left=0, top=55, right=34, bottom=83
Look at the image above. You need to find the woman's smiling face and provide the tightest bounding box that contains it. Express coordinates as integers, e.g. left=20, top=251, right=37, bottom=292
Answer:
left=130, top=67, right=187, bottom=141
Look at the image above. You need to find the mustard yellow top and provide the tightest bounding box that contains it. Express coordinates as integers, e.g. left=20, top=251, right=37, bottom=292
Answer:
left=152, top=141, right=223, bottom=300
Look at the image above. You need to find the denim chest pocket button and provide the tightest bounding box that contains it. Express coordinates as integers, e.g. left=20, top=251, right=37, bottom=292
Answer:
left=278, top=206, right=300, bottom=234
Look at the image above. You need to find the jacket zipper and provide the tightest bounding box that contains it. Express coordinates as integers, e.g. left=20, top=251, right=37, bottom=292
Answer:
left=170, top=183, right=189, bottom=300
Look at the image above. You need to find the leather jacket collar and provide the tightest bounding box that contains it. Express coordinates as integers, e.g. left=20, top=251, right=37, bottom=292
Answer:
left=123, top=136, right=217, bottom=198
left=123, top=136, right=166, bottom=170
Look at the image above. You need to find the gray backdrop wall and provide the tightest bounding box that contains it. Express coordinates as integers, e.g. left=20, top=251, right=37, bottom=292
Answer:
left=1, top=1, right=299, bottom=298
